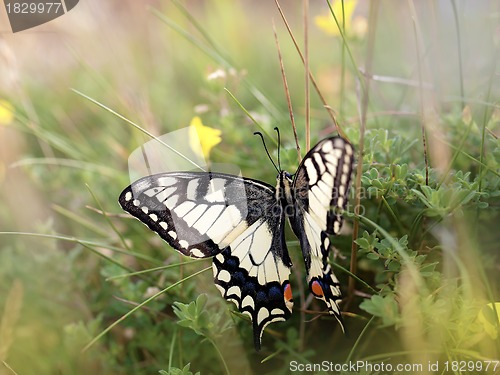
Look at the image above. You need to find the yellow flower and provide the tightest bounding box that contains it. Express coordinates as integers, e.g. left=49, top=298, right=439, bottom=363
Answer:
left=315, top=0, right=366, bottom=38
left=0, top=100, right=14, bottom=125
left=188, top=116, right=222, bottom=160
left=462, top=105, right=473, bottom=124
left=477, top=302, right=500, bottom=339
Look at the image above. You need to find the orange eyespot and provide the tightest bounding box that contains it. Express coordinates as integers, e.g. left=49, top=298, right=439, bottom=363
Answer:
left=310, top=280, right=324, bottom=297
left=284, top=282, right=293, bottom=302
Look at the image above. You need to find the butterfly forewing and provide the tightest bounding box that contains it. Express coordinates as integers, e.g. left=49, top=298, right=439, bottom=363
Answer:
left=119, top=172, right=259, bottom=257
left=291, top=137, right=354, bottom=326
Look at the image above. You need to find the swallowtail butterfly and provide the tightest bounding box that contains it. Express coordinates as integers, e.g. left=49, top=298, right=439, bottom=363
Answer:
left=119, top=134, right=354, bottom=350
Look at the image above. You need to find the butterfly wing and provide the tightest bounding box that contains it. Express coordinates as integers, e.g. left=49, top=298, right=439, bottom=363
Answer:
left=119, top=172, right=293, bottom=350
left=291, top=137, right=354, bottom=325
left=119, top=171, right=261, bottom=258
left=212, top=208, right=293, bottom=350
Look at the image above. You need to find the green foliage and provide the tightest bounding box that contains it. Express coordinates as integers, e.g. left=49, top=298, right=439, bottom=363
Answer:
left=356, top=231, right=439, bottom=279
left=173, top=294, right=232, bottom=341
left=351, top=122, right=499, bottom=364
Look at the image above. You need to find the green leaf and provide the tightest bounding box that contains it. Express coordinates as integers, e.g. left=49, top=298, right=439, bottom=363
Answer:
left=478, top=201, right=489, bottom=208
left=360, top=294, right=399, bottom=326
left=187, top=300, right=197, bottom=316
left=195, top=294, right=208, bottom=315
left=387, top=260, right=400, bottom=272
left=355, top=237, right=370, bottom=249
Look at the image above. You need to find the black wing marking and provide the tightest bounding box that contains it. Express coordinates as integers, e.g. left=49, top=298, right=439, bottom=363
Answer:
left=291, top=137, right=354, bottom=325
left=119, top=171, right=293, bottom=350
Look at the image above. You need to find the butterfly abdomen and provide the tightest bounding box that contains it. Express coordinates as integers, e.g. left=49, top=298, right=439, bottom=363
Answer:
left=276, top=171, right=296, bottom=217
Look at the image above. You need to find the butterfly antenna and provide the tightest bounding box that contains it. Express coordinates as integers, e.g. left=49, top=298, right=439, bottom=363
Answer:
left=254, top=131, right=280, bottom=173
left=274, top=127, right=282, bottom=171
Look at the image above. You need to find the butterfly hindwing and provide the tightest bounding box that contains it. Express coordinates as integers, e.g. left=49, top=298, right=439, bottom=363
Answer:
left=291, top=137, right=354, bottom=324
left=212, top=214, right=293, bottom=350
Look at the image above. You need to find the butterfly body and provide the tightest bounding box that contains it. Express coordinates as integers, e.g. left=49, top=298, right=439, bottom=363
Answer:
left=119, top=136, right=354, bottom=350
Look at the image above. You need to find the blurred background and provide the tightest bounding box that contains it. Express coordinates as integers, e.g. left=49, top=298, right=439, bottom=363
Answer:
left=0, top=1, right=498, bottom=374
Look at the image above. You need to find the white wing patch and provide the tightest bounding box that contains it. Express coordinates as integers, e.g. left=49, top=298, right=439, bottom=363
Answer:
left=183, top=203, right=208, bottom=226
left=164, top=195, right=179, bottom=210
left=303, top=212, right=325, bottom=280
left=192, top=205, right=225, bottom=233
left=206, top=205, right=243, bottom=244
left=153, top=187, right=175, bottom=201
left=205, top=188, right=226, bottom=203
left=157, top=176, right=178, bottom=186
left=186, top=178, right=200, bottom=200
left=304, top=158, right=318, bottom=185
left=173, top=201, right=196, bottom=218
